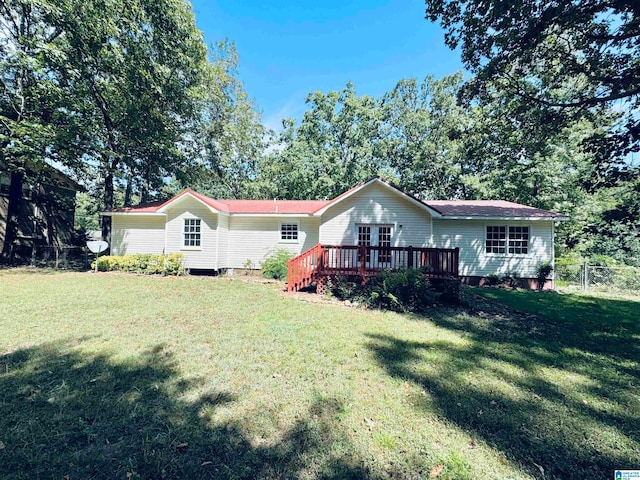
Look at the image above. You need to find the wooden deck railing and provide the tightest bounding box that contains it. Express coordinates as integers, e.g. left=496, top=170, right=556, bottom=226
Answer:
left=286, top=243, right=324, bottom=293
left=287, top=244, right=459, bottom=292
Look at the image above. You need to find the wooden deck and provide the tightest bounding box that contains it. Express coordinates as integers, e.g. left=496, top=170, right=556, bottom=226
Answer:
left=287, top=244, right=459, bottom=293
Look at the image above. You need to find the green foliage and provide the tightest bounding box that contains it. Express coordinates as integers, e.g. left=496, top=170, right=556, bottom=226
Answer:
left=1, top=0, right=262, bottom=240
left=483, top=271, right=521, bottom=289
left=535, top=262, right=554, bottom=291
left=242, top=259, right=256, bottom=271
left=94, top=254, right=184, bottom=275
left=255, top=82, right=389, bottom=200
left=327, top=268, right=459, bottom=312
left=261, top=249, right=293, bottom=280
left=437, top=451, right=473, bottom=480
left=431, top=278, right=462, bottom=304
left=425, top=0, right=640, bottom=157
left=483, top=274, right=502, bottom=287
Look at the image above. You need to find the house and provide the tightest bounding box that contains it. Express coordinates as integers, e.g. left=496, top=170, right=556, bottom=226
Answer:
left=104, top=177, right=569, bottom=289
left=0, top=162, right=81, bottom=260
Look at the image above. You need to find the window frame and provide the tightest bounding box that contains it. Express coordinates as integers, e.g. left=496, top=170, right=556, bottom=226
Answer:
left=182, top=217, right=202, bottom=250
left=485, top=224, right=530, bottom=256
left=279, top=221, right=300, bottom=244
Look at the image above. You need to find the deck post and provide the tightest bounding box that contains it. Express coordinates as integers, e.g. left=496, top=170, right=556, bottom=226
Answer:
left=454, top=247, right=460, bottom=277
left=318, top=245, right=325, bottom=275
left=407, top=246, right=413, bottom=269
left=359, top=245, right=366, bottom=277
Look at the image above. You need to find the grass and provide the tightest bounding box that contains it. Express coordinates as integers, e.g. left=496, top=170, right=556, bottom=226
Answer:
left=0, top=269, right=638, bottom=479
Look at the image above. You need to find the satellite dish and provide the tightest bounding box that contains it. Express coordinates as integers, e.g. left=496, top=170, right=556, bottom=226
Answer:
left=86, top=240, right=109, bottom=254
left=86, top=240, right=109, bottom=273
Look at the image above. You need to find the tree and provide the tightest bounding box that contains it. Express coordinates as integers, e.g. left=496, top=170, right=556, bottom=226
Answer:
left=0, top=0, right=67, bottom=259
left=258, top=83, right=386, bottom=200
left=44, top=0, right=208, bottom=240
left=183, top=41, right=267, bottom=199
left=424, top=0, right=640, bottom=157
left=379, top=73, right=471, bottom=199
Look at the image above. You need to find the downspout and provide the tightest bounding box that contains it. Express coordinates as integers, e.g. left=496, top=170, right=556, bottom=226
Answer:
left=429, top=215, right=434, bottom=247
left=163, top=214, right=168, bottom=256
left=215, top=215, right=220, bottom=271
left=551, top=221, right=555, bottom=290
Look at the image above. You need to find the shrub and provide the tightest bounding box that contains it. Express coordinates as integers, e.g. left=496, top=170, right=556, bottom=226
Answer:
left=325, top=274, right=359, bottom=299
left=94, top=253, right=184, bottom=275
left=431, top=278, right=461, bottom=304
left=535, top=261, right=554, bottom=291
left=502, top=270, right=520, bottom=289
left=261, top=249, right=294, bottom=280
left=365, top=267, right=437, bottom=312
left=484, top=274, right=501, bottom=286
left=327, top=268, right=458, bottom=312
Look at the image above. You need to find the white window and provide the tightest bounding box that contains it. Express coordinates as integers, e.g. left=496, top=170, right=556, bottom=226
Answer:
left=183, top=218, right=201, bottom=247
left=486, top=225, right=529, bottom=255
left=508, top=226, right=529, bottom=254
left=486, top=226, right=506, bottom=254
left=280, top=223, right=299, bottom=242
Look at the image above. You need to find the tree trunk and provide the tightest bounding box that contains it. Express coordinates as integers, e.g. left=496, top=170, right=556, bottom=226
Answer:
left=101, top=169, right=114, bottom=243
left=124, top=171, right=133, bottom=207
left=1, top=172, right=24, bottom=262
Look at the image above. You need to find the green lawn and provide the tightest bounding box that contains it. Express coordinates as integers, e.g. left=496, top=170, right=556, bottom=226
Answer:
left=1, top=270, right=638, bottom=480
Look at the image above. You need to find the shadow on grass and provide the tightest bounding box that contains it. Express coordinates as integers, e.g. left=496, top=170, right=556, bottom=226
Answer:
left=365, top=291, right=640, bottom=480
left=467, top=289, right=640, bottom=361
left=0, top=342, right=375, bottom=479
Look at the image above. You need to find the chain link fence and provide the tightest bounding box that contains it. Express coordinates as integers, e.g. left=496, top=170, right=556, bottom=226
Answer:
left=556, top=263, right=640, bottom=294
left=31, top=246, right=91, bottom=271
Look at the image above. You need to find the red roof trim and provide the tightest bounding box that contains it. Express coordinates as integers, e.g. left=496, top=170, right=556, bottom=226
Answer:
left=105, top=180, right=567, bottom=219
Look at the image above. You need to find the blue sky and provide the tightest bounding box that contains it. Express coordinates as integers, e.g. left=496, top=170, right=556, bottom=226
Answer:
left=190, top=0, right=465, bottom=131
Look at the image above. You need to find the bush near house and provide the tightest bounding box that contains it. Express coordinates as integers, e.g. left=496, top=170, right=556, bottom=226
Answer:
left=261, top=249, right=294, bottom=280
left=327, top=267, right=460, bottom=312
left=94, top=253, right=184, bottom=275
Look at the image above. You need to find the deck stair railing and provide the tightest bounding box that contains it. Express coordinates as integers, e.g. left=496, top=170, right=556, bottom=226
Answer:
left=287, top=244, right=459, bottom=293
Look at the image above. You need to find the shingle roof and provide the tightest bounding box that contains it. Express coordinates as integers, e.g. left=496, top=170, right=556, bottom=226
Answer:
left=425, top=200, right=567, bottom=219
left=106, top=180, right=567, bottom=219
left=109, top=190, right=329, bottom=214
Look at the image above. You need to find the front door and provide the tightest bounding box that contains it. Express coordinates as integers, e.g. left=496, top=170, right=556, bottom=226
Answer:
left=357, top=225, right=392, bottom=267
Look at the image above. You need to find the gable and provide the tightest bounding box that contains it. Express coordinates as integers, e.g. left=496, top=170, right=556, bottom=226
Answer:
left=313, top=178, right=440, bottom=217
left=319, top=181, right=433, bottom=247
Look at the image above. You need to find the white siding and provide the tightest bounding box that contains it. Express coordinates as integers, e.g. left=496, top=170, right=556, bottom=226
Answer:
left=319, top=181, right=432, bottom=246
left=217, top=213, right=229, bottom=269
left=226, top=216, right=320, bottom=269
left=111, top=216, right=165, bottom=255
left=432, top=219, right=554, bottom=278
left=165, top=196, right=218, bottom=269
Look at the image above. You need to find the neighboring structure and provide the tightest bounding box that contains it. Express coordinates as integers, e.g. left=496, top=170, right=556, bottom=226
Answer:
left=0, top=163, right=81, bottom=259
left=104, top=177, right=569, bottom=288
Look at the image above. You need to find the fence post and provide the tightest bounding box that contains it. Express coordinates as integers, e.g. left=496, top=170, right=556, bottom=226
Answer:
left=582, top=262, right=587, bottom=291
left=55, top=247, right=59, bottom=270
